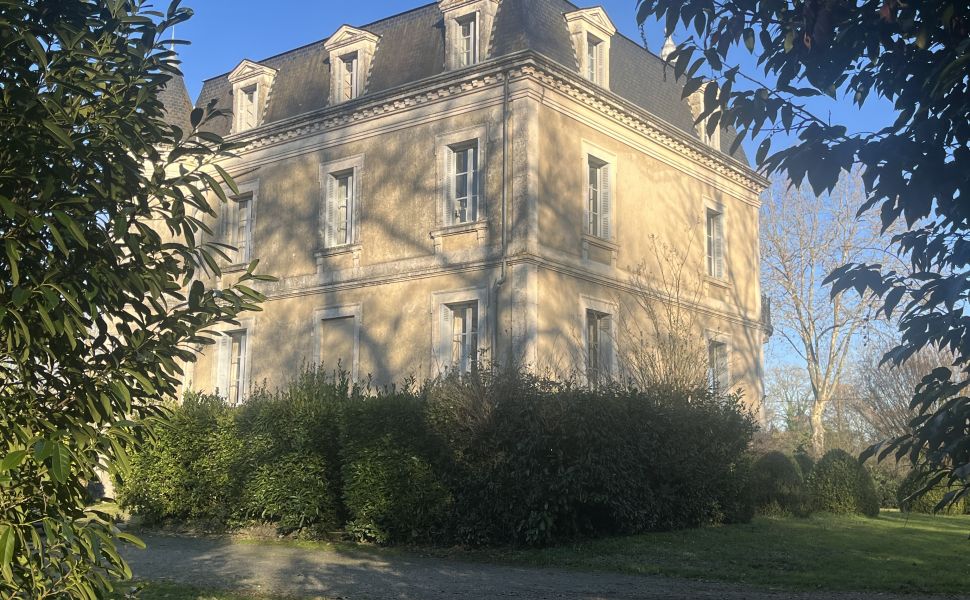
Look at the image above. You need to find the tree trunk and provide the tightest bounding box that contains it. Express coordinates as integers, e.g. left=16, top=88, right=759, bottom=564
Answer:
left=810, top=401, right=827, bottom=458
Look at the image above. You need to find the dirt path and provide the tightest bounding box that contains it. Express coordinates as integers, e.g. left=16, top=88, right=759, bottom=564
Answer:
left=124, top=534, right=964, bottom=600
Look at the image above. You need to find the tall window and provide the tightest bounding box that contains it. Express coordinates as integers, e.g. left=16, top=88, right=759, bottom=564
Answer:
left=586, top=309, right=612, bottom=386
left=586, top=157, right=610, bottom=239
left=226, top=193, right=253, bottom=265
left=340, top=52, right=359, bottom=101
left=458, top=15, right=478, bottom=67
left=449, top=142, right=479, bottom=224
left=240, top=85, right=258, bottom=130
left=226, top=330, right=248, bottom=405
left=586, top=35, right=605, bottom=84
left=708, top=340, right=729, bottom=393
left=449, top=302, right=478, bottom=374
left=324, top=169, right=355, bottom=248
left=706, top=208, right=725, bottom=279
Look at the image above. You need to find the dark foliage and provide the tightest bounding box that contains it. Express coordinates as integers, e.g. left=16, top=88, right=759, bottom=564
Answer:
left=122, top=369, right=757, bottom=546
left=806, top=450, right=880, bottom=517
left=897, top=469, right=966, bottom=515
left=750, top=452, right=806, bottom=516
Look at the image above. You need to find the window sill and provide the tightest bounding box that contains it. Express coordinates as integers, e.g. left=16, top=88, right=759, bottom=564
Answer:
left=705, top=275, right=732, bottom=290
left=314, top=244, right=362, bottom=259
left=582, top=233, right=618, bottom=251
left=222, top=263, right=249, bottom=274
left=581, top=234, right=618, bottom=268
left=431, top=220, right=488, bottom=251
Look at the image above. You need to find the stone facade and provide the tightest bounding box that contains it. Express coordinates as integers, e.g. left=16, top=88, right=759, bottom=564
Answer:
left=163, top=0, right=770, bottom=409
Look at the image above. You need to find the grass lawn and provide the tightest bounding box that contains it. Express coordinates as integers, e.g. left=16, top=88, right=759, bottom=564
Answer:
left=474, top=511, right=970, bottom=595
left=123, top=581, right=329, bottom=600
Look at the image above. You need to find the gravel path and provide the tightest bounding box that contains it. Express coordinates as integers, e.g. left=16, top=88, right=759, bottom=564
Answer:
left=124, top=534, right=965, bottom=600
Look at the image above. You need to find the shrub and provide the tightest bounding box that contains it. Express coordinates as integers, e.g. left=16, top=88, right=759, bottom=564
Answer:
left=793, top=452, right=815, bottom=478
left=341, top=392, right=451, bottom=544
left=241, top=452, right=338, bottom=533
left=897, top=470, right=967, bottom=515
left=806, top=449, right=880, bottom=517
left=750, top=452, right=805, bottom=516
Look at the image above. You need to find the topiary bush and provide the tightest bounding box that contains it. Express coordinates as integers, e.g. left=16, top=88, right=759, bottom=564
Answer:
left=241, top=452, right=338, bottom=533
left=897, top=470, right=967, bottom=515
left=806, top=449, right=880, bottom=517
left=793, top=452, right=815, bottom=478
left=750, top=452, right=806, bottom=516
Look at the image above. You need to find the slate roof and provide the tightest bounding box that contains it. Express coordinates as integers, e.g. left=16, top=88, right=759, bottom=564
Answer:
left=157, top=70, right=194, bottom=134
left=181, top=0, right=746, bottom=162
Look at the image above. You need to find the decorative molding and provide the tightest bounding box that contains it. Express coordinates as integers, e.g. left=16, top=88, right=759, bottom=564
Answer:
left=563, top=7, right=617, bottom=39
left=228, top=60, right=278, bottom=84
left=324, top=25, right=380, bottom=53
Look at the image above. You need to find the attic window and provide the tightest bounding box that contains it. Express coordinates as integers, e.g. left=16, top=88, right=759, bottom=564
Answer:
left=227, top=60, right=277, bottom=134
left=564, top=8, right=617, bottom=90
left=439, top=0, right=498, bottom=71
left=339, top=53, right=360, bottom=101
left=324, top=25, right=380, bottom=106
left=240, top=85, right=258, bottom=131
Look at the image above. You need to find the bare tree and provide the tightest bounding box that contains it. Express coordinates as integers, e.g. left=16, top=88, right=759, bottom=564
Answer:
left=619, top=220, right=711, bottom=396
left=761, top=170, right=889, bottom=457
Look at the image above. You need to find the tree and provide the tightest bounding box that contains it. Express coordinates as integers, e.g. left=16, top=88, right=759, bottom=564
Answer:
left=761, top=172, right=884, bottom=457
left=0, top=1, right=266, bottom=596
left=636, top=0, right=970, bottom=509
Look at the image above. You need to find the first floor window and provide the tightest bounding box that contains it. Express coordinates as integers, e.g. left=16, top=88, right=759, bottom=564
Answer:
left=586, top=309, right=612, bottom=385
left=219, top=329, right=248, bottom=405
left=226, top=192, right=253, bottom=264
left=586, top=157, right=611, bottom=239
left=706, top=208, right=725, bottom=279
left=439, top=300, right=479, bottom=373
left=449, top=142, right=479, bottom=224
left=324, top=169, right=355, bottom=247
left=708, top=340, right=729, bottom=393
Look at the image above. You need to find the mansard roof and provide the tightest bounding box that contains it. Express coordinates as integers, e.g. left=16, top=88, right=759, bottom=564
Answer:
left=192, top=0, right=746, bottom=162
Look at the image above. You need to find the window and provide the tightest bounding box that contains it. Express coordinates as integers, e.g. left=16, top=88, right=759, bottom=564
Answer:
left=240, top=85, right=258, bottom=131
left=324, top=169, right=356, bottom=248
left=706, top=208, right=725, bottom=279
left=586, top=309, right=612, bottom=386
left=217, top=329, right=249, bottom=405
left=458, top=15, right=479, bottom=67
left=447, top=302, right=478, bottom=374
left=225, top=192, right=253, bottom=265
left=448, top=142, right=479, bottom=224
left=586, top=35, right=604, bottom=84
left=585, top=156, right=611, bottom=239
left=339, top=53, right=359, bottom=101
left=708, top=339, right=729, bottom=393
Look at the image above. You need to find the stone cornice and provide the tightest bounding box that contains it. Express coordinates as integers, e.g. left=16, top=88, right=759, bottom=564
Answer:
left=222, top=52, right=768, bottom=195
left=563, top=7, right=617, bottom=38
left=438, top=0, right=498, bottom=12
left=227, top=59, right=277, bottom=84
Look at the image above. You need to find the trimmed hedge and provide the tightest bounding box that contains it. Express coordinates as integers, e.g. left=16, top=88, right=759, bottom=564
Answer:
left=897, top=470, right=967, bottom=515
left=806, top=449, right=880, bottom=517
left=120, top=369, right=758, bottom=546
left=750, top=452, right=805, bottom=516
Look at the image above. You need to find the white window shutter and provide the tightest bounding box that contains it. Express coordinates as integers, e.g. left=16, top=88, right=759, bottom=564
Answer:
left=470, top=145, right=480, bottom=220
left=438, top=304, right=453, bottom=371
left=599, top=315, right=612, bottom=378
left=600, top=165, right=612, bottom=240
left=445, top=148, right=456, bottom=226
left=596, top=42, right=605, bottom=85
left=215, top=334, right=231, bottom=397
left=714, top=213, right=725, bottom=278
left=348, top=171, right=357, bottom=244
left=583, top=160, right=591, bottom=235
left=474, top=14, right=480, bottom=63
left=325, top=174, right=336, bottom=248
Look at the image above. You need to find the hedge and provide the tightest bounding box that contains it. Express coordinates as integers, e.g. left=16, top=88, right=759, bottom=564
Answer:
left=806, top=449, right=880, bottom=517
left=119, top=368, right=758, bottom=546
left=750, top=452, right=806, bottom=516
left=897, top=470, right=967, bottom=515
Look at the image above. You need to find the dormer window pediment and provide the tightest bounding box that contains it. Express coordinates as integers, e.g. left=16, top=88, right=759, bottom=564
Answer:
left=564, top=7, right=617, bottom=89
left=325, top=25, right=380, bottom=105
left=228, top=60, right=277, bottom=134
left=439, top=0, right=499, bottom=71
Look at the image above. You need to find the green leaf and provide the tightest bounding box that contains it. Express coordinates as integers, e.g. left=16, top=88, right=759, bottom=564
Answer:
left=43, top=120, right=75, bottom=150
left=116, top=532, right=146, bottom=549
left=0, top=525, right=14, bottom=582
left=0, top=450, right=27, bottom=472
left=743, top=28, right=755, bottom=52
left=49, top=441, right=71, bottom=483
left=213, top=163, right=239, bottom=195
left=5, top=239, right=20, bottom=286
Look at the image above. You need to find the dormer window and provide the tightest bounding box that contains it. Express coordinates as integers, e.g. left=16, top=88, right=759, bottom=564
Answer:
left=458, top=15, right=479, bottom=67
left=339, top=53, right=360, bottom=101
left=325, top=25, right=380, bottom=106
left=565, top=8, right=616, bottom=89
left=227, top=60, right=278, bottom=134
left=439, top=0, right=498, bottom=71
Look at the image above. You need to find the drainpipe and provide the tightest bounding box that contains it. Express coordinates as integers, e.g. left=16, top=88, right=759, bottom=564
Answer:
left=493, top=72, right=511, bottom=364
